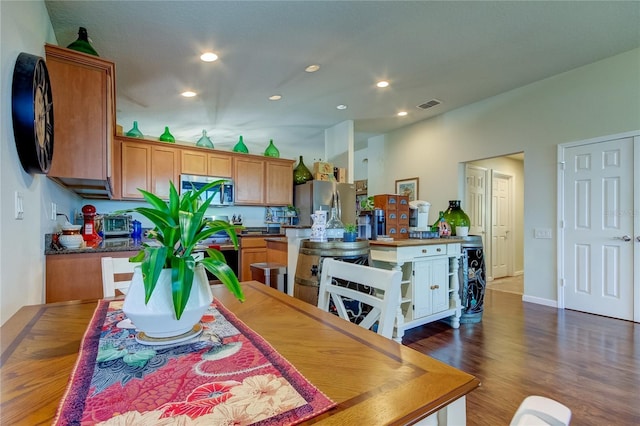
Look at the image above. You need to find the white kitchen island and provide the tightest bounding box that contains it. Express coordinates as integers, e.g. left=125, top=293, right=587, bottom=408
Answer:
left=370, top=238, right=464, bottom=342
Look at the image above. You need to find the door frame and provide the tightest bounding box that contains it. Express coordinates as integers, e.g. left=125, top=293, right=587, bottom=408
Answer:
left=557, top=130, right=639, bottom=322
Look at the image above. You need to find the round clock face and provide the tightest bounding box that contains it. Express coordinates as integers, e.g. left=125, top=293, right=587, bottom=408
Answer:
left=12, top=52, right=54, bottom=174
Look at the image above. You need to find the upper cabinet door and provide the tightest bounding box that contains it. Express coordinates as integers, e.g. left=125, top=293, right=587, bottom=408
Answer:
left=45, top=44, right=115, bottom=194
left=181, top=149, right=232, bottom=177
left=265, top=160, right=293, bottom=205
left=233, top=157, right=265, bottom=205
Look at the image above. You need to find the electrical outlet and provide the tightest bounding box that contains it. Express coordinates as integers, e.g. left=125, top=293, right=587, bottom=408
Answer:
left=15, top=191, right=24, bottom=220
left=534, top=228, right=552, bottom=239
left=51, top=202, right=57, bottom=221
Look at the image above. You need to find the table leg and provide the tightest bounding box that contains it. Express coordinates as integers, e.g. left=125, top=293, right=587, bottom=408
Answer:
left=413, top=395, right=467, bottom=425
left=391, top=261, right=405, bottom=343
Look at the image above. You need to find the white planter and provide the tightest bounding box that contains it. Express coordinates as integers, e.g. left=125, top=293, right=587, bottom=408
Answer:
left=123, top=265, right=213, bottom=338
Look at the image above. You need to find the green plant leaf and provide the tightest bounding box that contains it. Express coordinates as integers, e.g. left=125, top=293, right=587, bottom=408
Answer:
left=201, top=257, right=245, bottom=302
left=141, top=246, right=168, bottom=303
left=170, top=257, right=194, bottom=320
left=138, top=188, right=170, bottom=213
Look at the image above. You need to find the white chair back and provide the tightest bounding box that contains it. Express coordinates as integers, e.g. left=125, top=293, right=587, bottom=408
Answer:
left=317, top=258, right=401, bottom=339
left=510, top=396, right=572, bottom=426
left=101, top=257, right=139, bottom=298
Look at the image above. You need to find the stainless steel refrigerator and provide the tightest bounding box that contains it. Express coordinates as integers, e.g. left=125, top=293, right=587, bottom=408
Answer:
left=294, top=181, right=356, bottom=226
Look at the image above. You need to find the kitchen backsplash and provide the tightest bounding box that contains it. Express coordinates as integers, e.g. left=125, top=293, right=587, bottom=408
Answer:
left=59, top=200, right=273, bottom=231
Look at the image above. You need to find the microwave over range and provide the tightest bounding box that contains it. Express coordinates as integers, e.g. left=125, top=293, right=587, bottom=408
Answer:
left=179, top=174, right=234, bottom=206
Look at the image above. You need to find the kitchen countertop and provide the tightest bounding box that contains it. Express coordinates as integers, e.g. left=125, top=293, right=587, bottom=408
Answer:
left=44, top=234, right=239, bottom=255
left=264, top=237, right=287, bottom=243
left=369, top=237, right=466, bottom=247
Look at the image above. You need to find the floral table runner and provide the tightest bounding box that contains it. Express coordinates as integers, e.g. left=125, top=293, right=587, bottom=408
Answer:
left=54, top=299, right=335, bottom=425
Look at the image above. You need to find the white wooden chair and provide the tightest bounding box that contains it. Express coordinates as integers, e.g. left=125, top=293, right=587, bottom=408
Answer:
left=510, top=396, right=572, bottom=426
left=101, top=257, right=139, bottom=298
left=317, top=258, right=401, bottom=339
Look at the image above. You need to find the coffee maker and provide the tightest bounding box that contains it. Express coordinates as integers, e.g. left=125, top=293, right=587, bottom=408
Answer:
left=409, top=200, right=431, bottom=231
left=357, top=208, right=386, bottom=240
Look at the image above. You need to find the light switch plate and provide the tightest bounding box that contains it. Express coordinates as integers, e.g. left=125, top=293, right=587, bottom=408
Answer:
left=15, top=191, right=24, bottom=220
left=534, top=228, right=552, bottom=239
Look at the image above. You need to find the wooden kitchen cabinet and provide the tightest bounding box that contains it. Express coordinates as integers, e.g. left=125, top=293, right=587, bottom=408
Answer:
left=118, top=139, right=180, bottom=199
left=46, top=251, right=138, bottom=303
left=120, top=140, right=150, bottom=198
left=151, top=144, right=180, bottom=198
left=239, top=236, right=267, bottom=281
left=265, top=159, right=294, bottom=205
left=44, top=44, right=115, bottom=197
left=234, top=156, right=294, bottom=206
left=266, top=238, right=288, bottom=265
left=181, top=149, right=232, bottom=177
left=234, top=157, right=266, bottom=205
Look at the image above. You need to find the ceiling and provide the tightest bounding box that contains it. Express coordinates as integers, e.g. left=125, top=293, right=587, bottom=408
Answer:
left=44, top=1, right=640, bottom=154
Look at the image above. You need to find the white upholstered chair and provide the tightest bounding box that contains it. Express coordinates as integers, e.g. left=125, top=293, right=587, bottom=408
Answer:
left=510, top=396, right=572, bottom=426
left=101, top=257, right=139, bottom=298
left=317, top=258, right=401, bottom=339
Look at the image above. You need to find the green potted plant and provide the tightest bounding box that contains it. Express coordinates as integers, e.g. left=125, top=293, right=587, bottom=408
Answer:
left=120, top=180, right=244, bottom=338
left=343, top=223, right=358, bottom=242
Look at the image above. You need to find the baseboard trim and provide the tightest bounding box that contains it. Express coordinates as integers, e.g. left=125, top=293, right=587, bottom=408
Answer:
left=522, top=295, right=558, bottom=308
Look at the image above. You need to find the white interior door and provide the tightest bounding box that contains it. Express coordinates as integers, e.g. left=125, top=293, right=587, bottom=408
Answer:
left=465, top=165, right=487, bottom=245
left=561, top=136, right=636, bottom=320
left=491, top=172, right=513, bottom=279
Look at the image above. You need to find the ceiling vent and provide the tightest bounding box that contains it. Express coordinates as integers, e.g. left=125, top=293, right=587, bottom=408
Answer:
left=416, top=99, right=441, bottom=110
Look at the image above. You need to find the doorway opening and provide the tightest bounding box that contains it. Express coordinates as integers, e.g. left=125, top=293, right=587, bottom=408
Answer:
left=463, top=152, right=524, bottom=294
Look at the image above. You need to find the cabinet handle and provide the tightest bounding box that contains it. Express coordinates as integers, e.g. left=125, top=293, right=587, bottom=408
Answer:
left=430, top=285, right=439, bottom=290
left=422, top=249, right=427, bottom=253
left=436, top=248, right=441, bottom=252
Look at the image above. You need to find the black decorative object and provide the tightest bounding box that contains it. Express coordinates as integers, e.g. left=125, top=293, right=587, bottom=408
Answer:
left=12, top=52, right=54, bottom=174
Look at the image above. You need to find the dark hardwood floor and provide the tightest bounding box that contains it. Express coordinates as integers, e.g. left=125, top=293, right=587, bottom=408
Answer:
left=402, top=289, right=640, bottom=425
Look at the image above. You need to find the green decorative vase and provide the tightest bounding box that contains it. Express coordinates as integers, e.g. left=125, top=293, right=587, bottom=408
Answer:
left=233, top=135, right=249, bottom=153
left=67, top=27, right=99, bottom=56
left=293, top=155, right=313, bottom=185
left=125, top=121, right=144, bottom=138
left=196, top=129, right=214, bottom=148
left=443, top=200, right=470, bottom=236
left=264, top=139, right=280, bottom=158
left=159, top=126, right=175, bottom=143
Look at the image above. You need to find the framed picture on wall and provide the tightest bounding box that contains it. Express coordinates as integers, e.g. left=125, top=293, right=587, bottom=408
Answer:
left=395, top=177, right=419, bottom=201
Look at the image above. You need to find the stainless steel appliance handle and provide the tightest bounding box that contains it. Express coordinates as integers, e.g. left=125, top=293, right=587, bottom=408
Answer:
left=220, top=182, right=225, bottom=204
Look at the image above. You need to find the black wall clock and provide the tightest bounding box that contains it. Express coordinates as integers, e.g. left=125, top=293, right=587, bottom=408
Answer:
left=12, top=52, right=54, bottom=174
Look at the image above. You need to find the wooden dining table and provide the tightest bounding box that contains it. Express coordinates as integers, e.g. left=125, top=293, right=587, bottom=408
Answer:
left=1, top=281, right=479, bottom=425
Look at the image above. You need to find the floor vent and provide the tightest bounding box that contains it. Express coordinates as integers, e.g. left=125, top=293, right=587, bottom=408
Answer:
left=416, top=99, right=441, bottom=110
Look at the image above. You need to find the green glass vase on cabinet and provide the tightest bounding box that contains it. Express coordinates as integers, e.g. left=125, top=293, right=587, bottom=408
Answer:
left=66, top=27, right=99, bottom=56
left=196, top=130, right=214, bottom=148
left=233, top=136, right=249, bottom=153
left=264, top=139, right=280, bottom=158
left=125, top=121, right=144, bottom=138
left=159, top=126, right=175, bottom=143
left=293, top=155, right=313, bottom=185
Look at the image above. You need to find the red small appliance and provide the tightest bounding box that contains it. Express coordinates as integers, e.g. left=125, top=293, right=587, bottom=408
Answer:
left=81, top=204, right=100, bottom=241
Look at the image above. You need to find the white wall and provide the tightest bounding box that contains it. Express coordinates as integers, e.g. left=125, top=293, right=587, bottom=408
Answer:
left=380, top=48, right=640, bottom=302
left=325, top=120, right=354, bottom=182
left=0, top=1, right=82, bottom=325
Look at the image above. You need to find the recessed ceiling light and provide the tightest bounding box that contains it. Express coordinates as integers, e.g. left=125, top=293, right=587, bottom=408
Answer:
left=269, top=95, right=282, bottom=101
left=305, top=64, right=320, bottom=73
left=336, top=104, right=347, bottom=110
left=376, top=80, right=390, bottom=88
left=397, top=111, right=408, bottom=117
left=181, top=91, right=197, bottom=98
left=200, top=52, right=218, bottom=62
